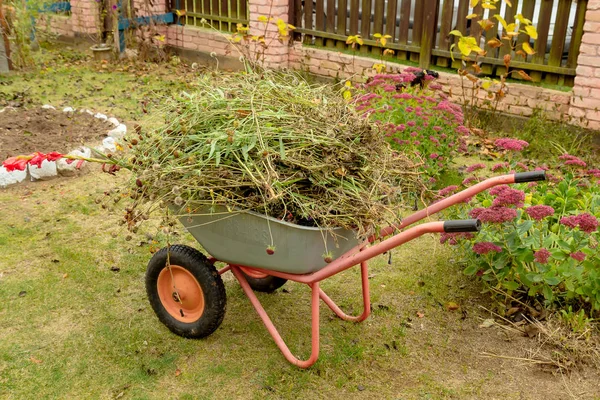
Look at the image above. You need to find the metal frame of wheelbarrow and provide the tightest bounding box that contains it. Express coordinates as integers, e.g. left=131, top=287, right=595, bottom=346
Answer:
left=213, top=171, right=546, bottom=368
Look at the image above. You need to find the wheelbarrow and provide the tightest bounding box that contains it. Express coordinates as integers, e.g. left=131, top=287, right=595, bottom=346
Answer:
left=144, top=171, right=545, bottom=368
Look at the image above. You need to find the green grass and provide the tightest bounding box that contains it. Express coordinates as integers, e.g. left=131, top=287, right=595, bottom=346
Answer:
left=1, top=45, right=597, bottom=399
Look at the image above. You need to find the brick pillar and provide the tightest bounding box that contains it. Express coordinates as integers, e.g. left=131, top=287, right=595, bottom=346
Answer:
left=248, top=0, right=290, bottom=68
left=70, top=0, right=100, bottom=37
left=571, top=0, right=600, bottom=130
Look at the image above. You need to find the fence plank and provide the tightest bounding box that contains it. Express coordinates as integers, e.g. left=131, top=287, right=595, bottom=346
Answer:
left=239, top=0, right=247, bottom=21
left=315, top=0, right=325, bottom=45
left=397, top=0, right=411, bottom=60
left=349, top=0, right=360, bottom=35
left=567, top=0, right=586, bottom=68
left=326, top=0, right=336, bottom=47
left=220, top=0, right=228, bottom=30
left=372, top=0, right=385, bottom=55
left=452, top=0, right=469, bottom=69
left=517, top=0, right=536, bottom=49
left=530, top=0, right=554, bottom=82
left=337, top=0, right=348, bottom=49
left=496, top=0, right=519, bottom=76
left=410, top=0, right=424, bottom=62
left=481, top=5, right=501, bottom=75
left=385, top=0, right=397, bottom=41
left=435, top=0, right=454, bottom=67
left=303, top=0, right=314, bottom=44
left=419, top=0, right=437, bottom=68
left=360, top=0, right=372, bottom=53
left=470, top=3, right=483, bottom=39
left=545, top=0, right=571, bottom=83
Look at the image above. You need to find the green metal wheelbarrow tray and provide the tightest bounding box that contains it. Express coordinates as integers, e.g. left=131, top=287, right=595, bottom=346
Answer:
left=144, top=171, right=545, bottom=368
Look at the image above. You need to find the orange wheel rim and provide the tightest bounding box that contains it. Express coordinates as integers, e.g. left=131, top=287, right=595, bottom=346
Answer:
left=239, top=266, right=269, bottom=279
left=157, top=265, right=205, bottom=323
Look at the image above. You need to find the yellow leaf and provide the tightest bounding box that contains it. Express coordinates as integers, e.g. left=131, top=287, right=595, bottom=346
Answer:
left=373, top=33, right=382, bottom=38
left=478, top=19, right=494, bottom=31
left=487, top=38, right=503, bottom=48
left=466, top=13, right=479, bottom=19
left=380, top=37, right=387, bottom=46
left=517, top=70, right=533, bottom=81
left=504, top=0, right=512, bottom=6
left=470, top=0, right=479, bottom=7
left=515, top=13, right=532, bottom=26
left=494, top=15, right=508, bottom=30
left=506, top=23, right=516, bottom=33
left=481, top=80, right=492, bottom=90
left=448, top=30, right=463, bottom=37
left=481, top=3, right=497, bottom=9
left=356, top=37, right=364, bottom=45
left=384, top=34, right=392, bottom=39
left=343, top=90, right=352, bottom=100
left=525, top=25, right=538, bottom=40
left=258, top=15, right=269, bottom=23
left=288, top=24, right=296, bottom=30
left=522, top=42, right=535, bottom=55
left=345, top=80, right=352, bottom=87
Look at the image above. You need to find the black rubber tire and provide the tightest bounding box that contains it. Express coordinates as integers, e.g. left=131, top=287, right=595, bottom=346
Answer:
left=145, top=245, right=226, bottom=338
left=241, top=272, right=287, bottom=293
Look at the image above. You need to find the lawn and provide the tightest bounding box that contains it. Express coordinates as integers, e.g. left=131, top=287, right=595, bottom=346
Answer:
left=1, top=45, right=599, bottom=399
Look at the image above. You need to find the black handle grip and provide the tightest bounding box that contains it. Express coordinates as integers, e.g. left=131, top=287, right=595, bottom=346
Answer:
left=514, top=171, right=546, bottom=183
left=443, top=219, right=482, bottom=233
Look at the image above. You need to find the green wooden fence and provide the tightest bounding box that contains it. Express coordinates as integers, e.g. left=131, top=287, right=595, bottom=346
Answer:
left=292, top=0, right=588, bottom=86
left=179, top=0, right=248, bottom=31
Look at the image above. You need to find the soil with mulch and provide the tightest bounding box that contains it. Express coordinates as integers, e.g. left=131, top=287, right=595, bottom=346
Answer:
left=0, top=107, right=113, bottom=160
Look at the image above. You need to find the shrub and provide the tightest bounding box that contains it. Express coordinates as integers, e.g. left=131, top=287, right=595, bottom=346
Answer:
left=353, top=71, right=469, bottom=183
left=441, top=141, right=600, bottom=313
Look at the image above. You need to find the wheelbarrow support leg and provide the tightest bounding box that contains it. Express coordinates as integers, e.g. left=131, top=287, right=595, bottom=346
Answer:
left=319, top=261, right=371, bottom=322
left=230, top=265, right=320, bottom=368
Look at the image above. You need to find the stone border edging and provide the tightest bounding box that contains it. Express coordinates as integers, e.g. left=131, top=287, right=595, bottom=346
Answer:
left=0, top=105, right=128, bottom=188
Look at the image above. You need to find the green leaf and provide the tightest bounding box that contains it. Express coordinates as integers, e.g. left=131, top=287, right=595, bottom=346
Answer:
left=464, top=264, right=480, bottom=275
left=517, top=220, right=534, bottom=235
left=544, top=276, right=561, bottom=286
left=503, top=281, right=520, bottom=291
left=542, top=285, right=554, bottom=302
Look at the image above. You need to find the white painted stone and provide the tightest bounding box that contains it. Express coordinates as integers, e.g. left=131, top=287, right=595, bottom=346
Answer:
left=42, top=104, right=56, bottom=110
left=102, top=137, right=117, bottom=153
left=29, top=160, right=57, bottom=181
left=94, top=112, right=108, bottom=121
left=63, top=106, right=75, bottom=113
left=107, top=124, right=127, bottom=139
left=0, top=166, right=28, bottom=188
left=57, top=147, right=91, bottom=176
left=107, top=117, right=120, bottom=127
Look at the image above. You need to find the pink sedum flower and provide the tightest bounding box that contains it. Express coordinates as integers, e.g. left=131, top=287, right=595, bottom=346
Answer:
left=526, top=205, right=555, bottom=221
left=469, top=206, right=518, bottom=223
left=570, top=251, right=586, bottom=262
left=473, top=242, right=502, bottom=254
left=494, top=138, right=529, bottom=152
left=534, top=248, right=551, bottom=264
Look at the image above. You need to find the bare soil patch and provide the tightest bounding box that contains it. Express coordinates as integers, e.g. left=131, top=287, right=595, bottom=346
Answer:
left=0, top=107, right=113, bottom=160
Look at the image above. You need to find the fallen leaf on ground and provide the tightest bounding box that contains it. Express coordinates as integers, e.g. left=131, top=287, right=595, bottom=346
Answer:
left=479, top=319, right=495, bottom=328
left=446, top=302, right=460, bottom=311
left=417, top=312, right=425, bottom=318
left=30, top=357, right=42, bottom=364
left=175, top=368, right=181, bottom=377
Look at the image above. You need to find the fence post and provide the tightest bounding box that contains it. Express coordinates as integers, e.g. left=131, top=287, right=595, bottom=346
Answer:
left=419, top=0, right=437, bottom=69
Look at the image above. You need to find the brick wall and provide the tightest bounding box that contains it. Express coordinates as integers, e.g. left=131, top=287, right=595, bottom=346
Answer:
left=290, top=45, right=571, bottom=121
left=570, top=0, right=600, bottom=130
